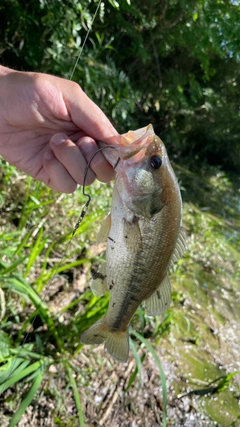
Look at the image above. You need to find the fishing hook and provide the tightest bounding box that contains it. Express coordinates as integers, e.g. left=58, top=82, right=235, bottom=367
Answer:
left=72, top=146, right=120, bottom=236
left=5, top=0, right=107, bottom=394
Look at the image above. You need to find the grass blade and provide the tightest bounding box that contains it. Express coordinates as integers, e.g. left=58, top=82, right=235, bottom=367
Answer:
left=0, top=359, right=30, bottom=385
left=25, top=227, right=47, bottom=276
left=0, top=330, right=11, bottom=359
left=130, top=329, right=167, bottom=427
left=13, top=230, right=33, bottom=257
left=8, top=369, right=44, bottom=427
left=1, top=258, right=27, bottom=275
left=128, top=338, right=143, bottom=393
left=0, top=360, right=45, bottom=395
left=66, top=363, right=85, bottom=427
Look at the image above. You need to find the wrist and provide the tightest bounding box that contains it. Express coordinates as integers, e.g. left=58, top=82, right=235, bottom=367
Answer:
left=0, top=67, right=16, bottom=143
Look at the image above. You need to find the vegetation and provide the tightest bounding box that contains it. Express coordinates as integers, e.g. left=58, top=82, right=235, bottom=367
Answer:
left=1, top=0, right=240, bottom=170
left=0, top=1, right=240, bottom=426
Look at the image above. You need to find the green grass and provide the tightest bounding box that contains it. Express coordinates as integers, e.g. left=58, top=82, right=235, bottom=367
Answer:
left=0, top=159, right=110, bottom=425
left=0, top=157, right=240, bottom=426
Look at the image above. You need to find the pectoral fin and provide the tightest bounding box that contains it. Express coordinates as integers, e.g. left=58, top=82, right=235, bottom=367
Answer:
left=90, top=263, right=108, bottom=296
left=169, top=226, right=187, bottom=268
left=123, top=216, right=142, bottom=252
left=145, top=274, right=172, bottom=316
left=97, top=213, right=111, bottom=243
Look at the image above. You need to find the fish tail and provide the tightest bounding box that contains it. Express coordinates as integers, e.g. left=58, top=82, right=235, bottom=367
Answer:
left=81, top=318, right=129, bottom=363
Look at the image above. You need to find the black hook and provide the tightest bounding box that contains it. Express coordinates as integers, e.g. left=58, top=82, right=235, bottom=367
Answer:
left=72, top=146, right=120, bottom=236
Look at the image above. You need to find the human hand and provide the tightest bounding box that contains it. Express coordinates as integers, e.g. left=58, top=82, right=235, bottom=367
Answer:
left=0, top=66, right=119, bottom=193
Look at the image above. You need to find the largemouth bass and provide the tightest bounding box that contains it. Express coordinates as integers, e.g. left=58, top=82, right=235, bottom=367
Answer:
left=81, top=124, right=186, bottom=362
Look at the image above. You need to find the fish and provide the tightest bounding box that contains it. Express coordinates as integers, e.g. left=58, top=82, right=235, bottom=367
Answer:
left=81, top=124, right=186, bottom=362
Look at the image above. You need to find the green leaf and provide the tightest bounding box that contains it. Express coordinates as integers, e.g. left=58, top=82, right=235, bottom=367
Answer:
left=8, top=369, right=44, bottom=427
left=1, top=257, right=27, bottom=275
left=0, top=360, right=45, bottom=394
left=127, top=338, right=144, bottom=393
left=66, top=363, right=85, bottom=427
left=0, top=359, right=29, bottom=384
left=25, top=227, right=47, bottom=276
left=0, top=331, right=11, bottom=360
left=107, top=0, right=120, bottom=9
left=193, top=12, right=198, bottom=21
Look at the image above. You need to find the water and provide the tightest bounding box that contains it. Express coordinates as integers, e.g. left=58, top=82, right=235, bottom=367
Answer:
left=161, top=167, right=240, bottom=426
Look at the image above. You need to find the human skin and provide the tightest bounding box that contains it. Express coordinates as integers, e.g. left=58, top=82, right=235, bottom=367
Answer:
left=0, top=65, right=120, bottom=193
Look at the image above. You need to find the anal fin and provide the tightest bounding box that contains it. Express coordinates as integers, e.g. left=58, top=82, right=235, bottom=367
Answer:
left=145, top=274, right=172, bottom=316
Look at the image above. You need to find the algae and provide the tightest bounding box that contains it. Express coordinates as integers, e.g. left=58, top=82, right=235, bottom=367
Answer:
left=159, top=168, right=240, bottom=426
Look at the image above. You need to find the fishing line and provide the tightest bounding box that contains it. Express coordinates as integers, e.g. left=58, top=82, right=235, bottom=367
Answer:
left=70, top=0, right=102, bottom=80
left=1, top=0, right=105, bottom=398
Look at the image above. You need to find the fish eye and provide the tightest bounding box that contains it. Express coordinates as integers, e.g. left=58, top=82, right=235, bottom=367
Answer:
left=150, top=155, right=162, bottom=170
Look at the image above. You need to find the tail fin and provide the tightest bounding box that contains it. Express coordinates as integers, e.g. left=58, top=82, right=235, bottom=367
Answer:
left=81, top=319, right=129, bottom=363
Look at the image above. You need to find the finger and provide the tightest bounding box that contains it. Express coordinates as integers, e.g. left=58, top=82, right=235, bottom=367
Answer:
left=66, top=130, right=86, bottom=142
left=42, top=150, right=78, bottom=193
left=77, top=136, right=115, bottom=183
left=65, top=83, right=120, bottom=142
left=49, top=133, right=96, bottom=186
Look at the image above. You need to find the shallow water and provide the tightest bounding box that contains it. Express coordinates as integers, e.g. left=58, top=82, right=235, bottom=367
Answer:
left=160, top=167, right=240, bottom=426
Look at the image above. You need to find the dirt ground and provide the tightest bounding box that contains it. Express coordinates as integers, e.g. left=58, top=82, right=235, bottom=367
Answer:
left=1, top=343, right=219, bottom=427
left=1, top=228, right=239, bottom=427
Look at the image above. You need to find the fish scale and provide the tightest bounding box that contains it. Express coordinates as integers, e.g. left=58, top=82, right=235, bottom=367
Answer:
left=81, top=124, right=186, bottom=362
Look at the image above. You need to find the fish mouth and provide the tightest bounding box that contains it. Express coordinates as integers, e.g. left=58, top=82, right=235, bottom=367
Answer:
left=97, top=124, right=155, bottom=167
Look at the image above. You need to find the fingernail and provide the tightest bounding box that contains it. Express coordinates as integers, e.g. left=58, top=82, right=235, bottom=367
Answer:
left=44, top=150, right=54, bottom=160
left=76, top=136, right=95, bottom=152
left=51, top=133, right=67, bottom=145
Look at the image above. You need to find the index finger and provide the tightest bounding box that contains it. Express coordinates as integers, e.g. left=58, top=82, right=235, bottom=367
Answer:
left=65, top=83, right=120, bottom=142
